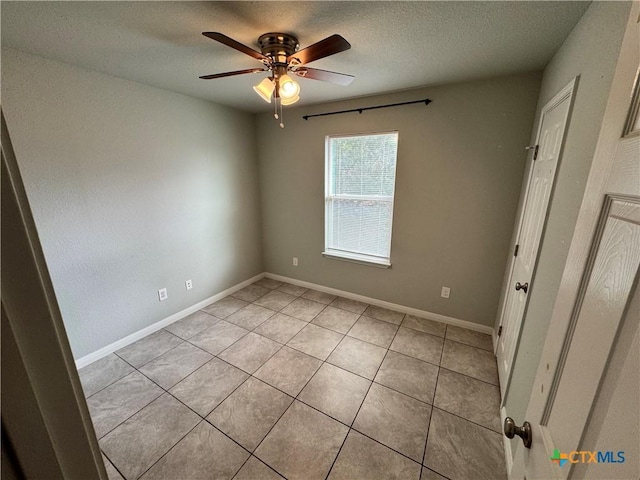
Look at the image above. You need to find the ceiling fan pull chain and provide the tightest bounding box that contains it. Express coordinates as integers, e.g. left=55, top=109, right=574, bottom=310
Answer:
left=274, top=95, right=279, bottom=119
left=279, top=100, right=285, bottom=128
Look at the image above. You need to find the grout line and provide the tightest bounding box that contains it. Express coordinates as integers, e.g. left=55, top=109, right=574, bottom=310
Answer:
left=323, top=315, right=406, bottom=480
left=145, top=354, right=248, bottom=421
left=101, top=449, right=128, bottom=480
left=135, top=339, right=214, bottom=379
left=288, top=330, right=378, bottom=428
left=293, top=396, right=354, bottom=429
left=347, top=428, right=424, bottom=467
left=155, top=393, right=257, bottom=479
left=198, top=309, right=222, bottom=320
left=249, top=399, right=294, bottom=463
left=437, top=365, right=500, bottom=388
left=248, top=397, right=300, bottom=477
left=135, top=419, right=203, bottom=479
left=368, top=379, right=434, bottom=409
left=229, top=455, right=252, bottom=480
left=284, top=301, right=330, bottom=323
left=183, top=324, right=252, bottom=357
left=248, top=350, right=317, bottom=399
left=396, top=324, right=449, bottom=344
left=401, top=323, right=447, bottom=338
left=322, top=422, right=349, bottom=478
left=218, top=342, right=286, bottom=378
left=354, top=324, right=400, bottom=416
left=114, top=329, right=184, bottom=370
left=422, top=323, right=447, bottom=469
left=291, top=328, right=345, bottom=402
left=422, top=465, right=454, bottom=480
left=443, top=335, right=495, bottom=353
left=430, top=406, right=503, bottom=436
left=281, top=316, right=431, bottom=363
left=384, top=344, right=443, bottom=369
left=202, top=420, right=254, bottom=457
left=284, top=330, right=345, bottom=362
left=82, top=368, right=133, bottom=400
left=96, top=363, right=208, bottom=477
left=231, top=455, right=286, bottom=480
left=163, top=317, right=223, bottom=342
left=201, top=357, right=260, bottom=410
left=92, top=373, right=164, bottom=441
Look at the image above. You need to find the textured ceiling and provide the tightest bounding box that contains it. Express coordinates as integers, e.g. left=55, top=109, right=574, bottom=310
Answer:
left=1, top=1, right=590, bottom=113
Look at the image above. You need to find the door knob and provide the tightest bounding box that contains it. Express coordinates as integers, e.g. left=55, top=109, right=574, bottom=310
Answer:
left=504, top=417, right=532, bottom=448
left=515, top=282, right=528, bottom=294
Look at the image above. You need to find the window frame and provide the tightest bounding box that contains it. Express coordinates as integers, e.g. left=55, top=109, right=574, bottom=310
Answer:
left=323, top=131, right=399, bottom=267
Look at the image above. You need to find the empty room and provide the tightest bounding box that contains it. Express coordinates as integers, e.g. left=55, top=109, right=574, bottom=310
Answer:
left=2, top=1, right=639, bottom=480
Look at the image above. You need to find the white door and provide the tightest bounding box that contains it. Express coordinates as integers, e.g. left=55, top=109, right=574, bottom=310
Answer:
left=509, top=4, right=640, bottom=479
left=496, top=80, right=575, bottom=396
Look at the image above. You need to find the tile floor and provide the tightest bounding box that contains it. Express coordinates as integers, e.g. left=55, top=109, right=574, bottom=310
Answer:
left=78, top=278, right=506, bottom=480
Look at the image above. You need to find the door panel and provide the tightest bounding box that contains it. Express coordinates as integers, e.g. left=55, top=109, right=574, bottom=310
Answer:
left=501, top=284, right=526, bottom=377
left=497, top=82, right=575, bottom=395
left=573, top=283, right=639, bottom=480
left=521, top=177, right=550, bottom=270
left=525, top=198, right=640, bottom=479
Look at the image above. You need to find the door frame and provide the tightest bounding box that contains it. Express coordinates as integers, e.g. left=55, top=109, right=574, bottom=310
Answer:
left=1, top=112, right=106, bottom=479
left=495, top=77, right=578, bottom=398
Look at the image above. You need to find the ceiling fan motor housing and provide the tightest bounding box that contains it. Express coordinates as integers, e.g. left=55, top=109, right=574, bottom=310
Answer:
left=258, top=33, right=299, bottom=68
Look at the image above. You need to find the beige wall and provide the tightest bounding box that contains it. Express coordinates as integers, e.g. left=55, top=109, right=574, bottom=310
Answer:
left=257, top=72, right=541, bottom=327
left=2, top=48, right=264, bottom=359
left=503, top=0, right=631, bottom=442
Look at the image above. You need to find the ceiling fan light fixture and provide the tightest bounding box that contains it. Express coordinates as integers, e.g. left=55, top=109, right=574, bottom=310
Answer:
left=253, top=77, right=275, bottom=103
left=278, top=74, right=300, bottom=99
left=281, top=92, right=300, bottom=106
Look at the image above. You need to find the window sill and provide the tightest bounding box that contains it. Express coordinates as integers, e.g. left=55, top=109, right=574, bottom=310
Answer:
left=322, top=251, right=392, bottom=269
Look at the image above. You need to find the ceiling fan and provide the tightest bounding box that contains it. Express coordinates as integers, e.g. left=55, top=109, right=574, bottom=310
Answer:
left=199, top=32, right=354, bottom=111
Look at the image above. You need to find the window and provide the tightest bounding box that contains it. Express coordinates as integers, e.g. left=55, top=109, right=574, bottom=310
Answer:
left=324, top=132, right=399, bottom=266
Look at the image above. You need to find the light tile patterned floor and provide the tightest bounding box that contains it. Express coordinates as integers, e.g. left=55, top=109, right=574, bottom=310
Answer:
left=78, top=279, right=506, bottom=480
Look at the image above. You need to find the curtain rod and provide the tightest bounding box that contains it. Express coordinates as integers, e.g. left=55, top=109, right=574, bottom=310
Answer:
left=302, top=98, right=431, bottom=120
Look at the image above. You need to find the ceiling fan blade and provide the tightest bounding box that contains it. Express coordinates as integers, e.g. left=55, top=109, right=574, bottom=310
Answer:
left=293, top=67, right=354, bottom=86
left=202, top=32, right=268, bottom=62
left=199, top=68, right=266, bottom=80
left=287, top=34, right=351, bottom=65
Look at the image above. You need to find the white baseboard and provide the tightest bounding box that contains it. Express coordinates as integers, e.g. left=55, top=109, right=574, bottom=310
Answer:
left=77, top=271, right=495, bottom=369
left=75, top=273, right=265, bottom=369
left=265, top=273, right=494, bottom=335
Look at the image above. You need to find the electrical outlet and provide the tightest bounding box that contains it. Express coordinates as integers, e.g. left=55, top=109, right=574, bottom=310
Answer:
left=158, top=288, right=168, bottom=301
left=441, top=286, right=451, bottom=299
left=185, top=279, right=193, bottom=290
left=293, top=257, right=299, bottom=267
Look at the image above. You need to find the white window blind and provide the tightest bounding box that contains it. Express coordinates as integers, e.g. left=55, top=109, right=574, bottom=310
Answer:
left=324, top=132, right=399, bottom=266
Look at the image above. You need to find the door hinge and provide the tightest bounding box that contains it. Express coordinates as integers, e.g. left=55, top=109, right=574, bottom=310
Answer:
left=514, top=244, right=520, bottom=257
left=525, top=144, right=539, bottom=160
left=498, top=326, right=503, bottom=336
